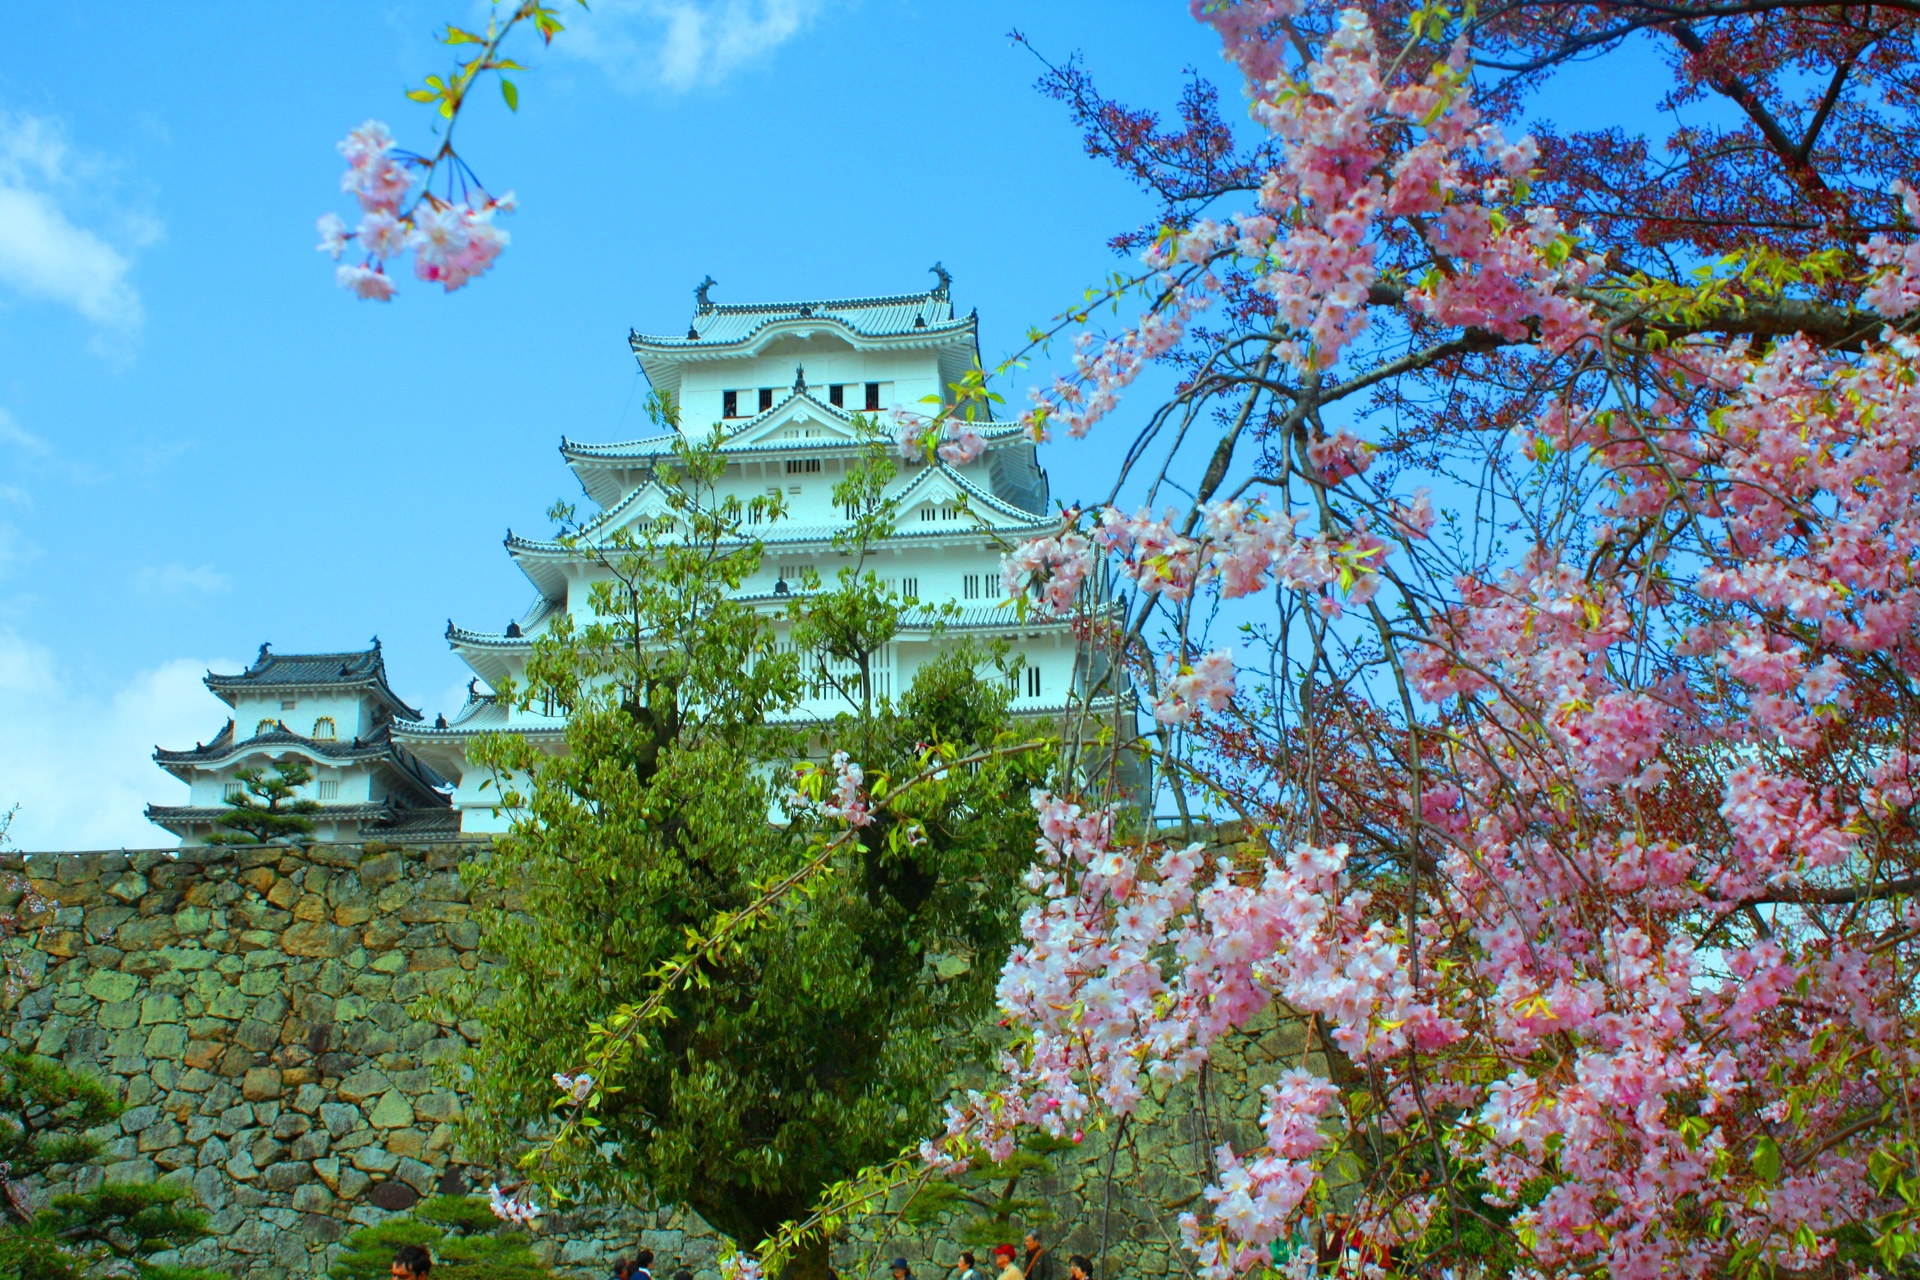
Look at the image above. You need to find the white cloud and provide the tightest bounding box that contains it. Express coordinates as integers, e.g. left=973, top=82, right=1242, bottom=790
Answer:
left=0, top=407, right=48, bottom=458
left=132, top=562, right=231, bottom=599
left=0, top=113, right=151, bottom=338
left=0, top=629, right=236, bottom=851
left=564, top=0, right=826, bottom=92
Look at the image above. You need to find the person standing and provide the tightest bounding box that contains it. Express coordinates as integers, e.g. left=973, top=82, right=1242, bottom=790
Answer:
left=1021, top=1232, right=1052, bottom=1280
left=1067, top=1255, right=1093, bottom=1280
left=993, top=1244, right=1023, bottom=1280
left=891, top=1258, right=915, bottom=1280
left=953, top=1250, right=980, bottom=1280
left=633, top=1249, right=655, bottom=1280
left=392, top=1245, right=433, bottom=1280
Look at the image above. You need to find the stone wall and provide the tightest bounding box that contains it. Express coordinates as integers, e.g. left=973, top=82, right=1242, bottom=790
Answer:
left=0, top=841, right=1309, bottom=1280
left=0, top=842, right=688, bottom=1280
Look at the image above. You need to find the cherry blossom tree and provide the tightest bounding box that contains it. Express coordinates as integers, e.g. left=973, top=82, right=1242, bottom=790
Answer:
left=943, top=2, right=1920, bottom=1276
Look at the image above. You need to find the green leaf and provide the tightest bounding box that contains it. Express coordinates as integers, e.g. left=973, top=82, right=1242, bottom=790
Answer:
left=502, top=78, right=520, bottom=111
left=1753, top=1135, right=1782, bottom=1184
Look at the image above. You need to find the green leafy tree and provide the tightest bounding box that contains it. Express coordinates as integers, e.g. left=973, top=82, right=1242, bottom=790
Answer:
left=330, top=1195, right=551, bottom=1280
left=205, top=761, right=321, bottom=846
left=0, top=1053, right=222, bottom=1280
left=454, top=415, right=1046, bottom=1279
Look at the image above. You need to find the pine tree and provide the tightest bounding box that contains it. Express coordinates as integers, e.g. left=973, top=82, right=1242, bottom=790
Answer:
left=330, top=1195, right=551, bottom=1280
left=0, top=1053, right=223, bottom=1280
left=205, top=760, right=321, bottom=845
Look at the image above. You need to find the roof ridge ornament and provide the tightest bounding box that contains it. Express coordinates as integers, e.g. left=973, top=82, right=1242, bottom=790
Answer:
left=694, top=275, right=717, bottom=313
left=794, top=365, right=807, bottom=393
left=256, top=641, right=272, bottom=667
left=930, top=262, right=951, bottom=296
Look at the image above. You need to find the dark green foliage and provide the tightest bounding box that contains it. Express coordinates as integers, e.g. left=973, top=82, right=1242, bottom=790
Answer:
left=0, top=1054, right=221, bottom=1280
left=330, top=1196, right=552, bottom=1280
left=903, top=1133, right=1075, bottom=1249
left=454, top=423, right=1046, bottom=1272
left=205, top=760, right=321, bottom=845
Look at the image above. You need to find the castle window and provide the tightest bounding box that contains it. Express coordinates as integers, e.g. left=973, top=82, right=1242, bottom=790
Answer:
left=828, top=384, right=845, bottom=407
left=256, top=718, right=279, bottom=736
left=723, top=390, right=739, bottom=417
left=312, top=716, right=337, bottom=740
left=317, top=780, right=340, bottom=801
left=223, top=783, right=243, bottom=802
left=864, top=382, right=881, bottom=411
left=963, top=573, right=982, bottom=600
left=898, top=576, right=919, bottom=602
left=843, top=499, right=860, bottom=520
left=759, top=388, right=775, bottom=413
left=280, top=697, right=297, bottom=710
left=785, top=458, right=821, bottom=474
left=1027, top=665, right=1042, bottom=698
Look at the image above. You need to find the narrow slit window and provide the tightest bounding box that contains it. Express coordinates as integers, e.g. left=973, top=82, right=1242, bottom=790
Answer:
left=786, top=458, right=821, bottom=474
left=899, top=576, right=919, bottom=602
left=317, top=780, right=340, bottom=801
left=963, top=573, right=982, bottom=600
left=1027, top=665, right=1042, bottom=698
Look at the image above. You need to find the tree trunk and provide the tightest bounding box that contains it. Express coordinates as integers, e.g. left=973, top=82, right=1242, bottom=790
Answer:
left=784, top=1231, right=833, bottom=1280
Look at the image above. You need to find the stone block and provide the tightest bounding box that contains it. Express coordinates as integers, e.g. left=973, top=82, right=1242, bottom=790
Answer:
left=240, top=867, right=276, bottom=896
left=120, top=1105, right=158, bottom=1134
left=384, top=1128, right=425, bottom=1160
left=358, top=853, right=404, bottom=890
left=98, top=1000, right=139, bottom=1030
left=159, top=944, right=215, bottom=971
left=139, top=994, right=183, bottom=1025
left=393, top=1156, right=436, bottom=1195
left=406, top=947, right=458, bottom=972
left=367, top=1180, right=418, bottom=1211
left=271, top=1111, right=312, bottom=1140
left=349, top=1145, right=398, bottom=1174
left=290, top=1129, right=330, bottom=1161
left=104, top=1157, right=158, bottom=1185
left=362, top=918, right=404, bottom=951
left=292, top=1083, right=327, bottom=1114
left=241, top=1068, right=283, bottom=1101
left=318, top=1103, right=361, bottom=1138
left=85, top=971, right=140, bottom=1004
left=205, top=987, right=248, bottom=1020
left=265, top=878, right=299, bottom=910
left=261, top=1160, right=313, bottom=1191
left=333, top=902, right=374, bottom=927
left=234, top=1019, right=279, bottom=1052
left=173, top=905, right=212, bottom=935
left=338, top=1166, right=373, bottom=1201
left=190, top=1165, right=228, bottom=1211
left=298, top=1208, right=348, bottom=1241
left=368, top=1091, right=414, bottom=1128
left=239, top=968, right=281, bottom=996
left=336, top=1069, right=390, bottom=1104
left=145, top=1023, right=189, bottom=1060
left=115, top=917, right=178, bottom=949
left=293, top=894, right=327, bottom=922
left=313, top=1156, right=343, bottom=1191
left=183, top=1040, right=223, bottom=1071
left=104, top=871, right=149, bottom=903
left=217, top=1044, right=254, bottom=1077
left=413, top=1091, right=460, bottom=1123
left=284, top=921, right=352, bottom=959
left=138, top=1119, right=186, bottom=1153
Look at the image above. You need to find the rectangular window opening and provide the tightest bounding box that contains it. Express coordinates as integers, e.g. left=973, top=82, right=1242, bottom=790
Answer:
left=1027, top=666, right=1042, bottom=698
left=723, top=389, right=739, bottom=418
left=963, top=573, right=982, bottom=600
left=785, top=458, right=822, bottom=474
left=828, top=384, right=845, bottom=407
left=759, top=387, right=775, bottom=413
left=317, top=780, right=340, bottom=801
left=864, top=382, right=881, bottom=411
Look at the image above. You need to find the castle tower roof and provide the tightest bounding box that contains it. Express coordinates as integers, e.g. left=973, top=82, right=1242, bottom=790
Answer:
left=204, top=641, right=422, bottom=722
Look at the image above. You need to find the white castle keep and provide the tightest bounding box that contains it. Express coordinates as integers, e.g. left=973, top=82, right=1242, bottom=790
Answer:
left=151, top=274, right=1091, bottom=843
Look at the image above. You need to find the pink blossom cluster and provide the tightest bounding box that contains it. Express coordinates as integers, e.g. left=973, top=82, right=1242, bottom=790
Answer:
left=790, top=751, right=873, bottom=828
left=889, top=407, right=987, bottom=466
left=1000, top=529, right=1095, bottom=615
left=1153, top=649, right=1236, bottom=726
left=962, top=7, right=1920, bottom=1274
left=317, top=120, right=513, bottom=301
left=550, top=1071, right=594, bottom=1102
left=488, top=1183, right=541, bottom=1225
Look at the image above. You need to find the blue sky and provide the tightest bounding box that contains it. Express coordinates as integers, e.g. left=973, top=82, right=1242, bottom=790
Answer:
left=0, top=1, right=1234, bottom=849
left=0, top=2, right=1685, bottom=850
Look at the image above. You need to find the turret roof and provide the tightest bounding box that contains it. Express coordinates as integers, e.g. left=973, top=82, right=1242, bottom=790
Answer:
left=153, top=719, right=450, bottom=799
left=204, top=642, right=422, bottom=721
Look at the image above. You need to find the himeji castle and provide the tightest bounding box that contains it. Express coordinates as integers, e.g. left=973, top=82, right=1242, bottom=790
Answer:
left=147, top=642, right=456, bottom=844
left=151, top=273, right=1100, bottom=841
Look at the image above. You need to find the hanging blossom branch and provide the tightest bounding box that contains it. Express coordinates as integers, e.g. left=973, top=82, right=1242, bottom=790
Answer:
left=937, top=3, right=1920, bottom=1278
left=486, top=740, right=1048, bottom=1225
left=316, top=1, right=582, bottom=300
